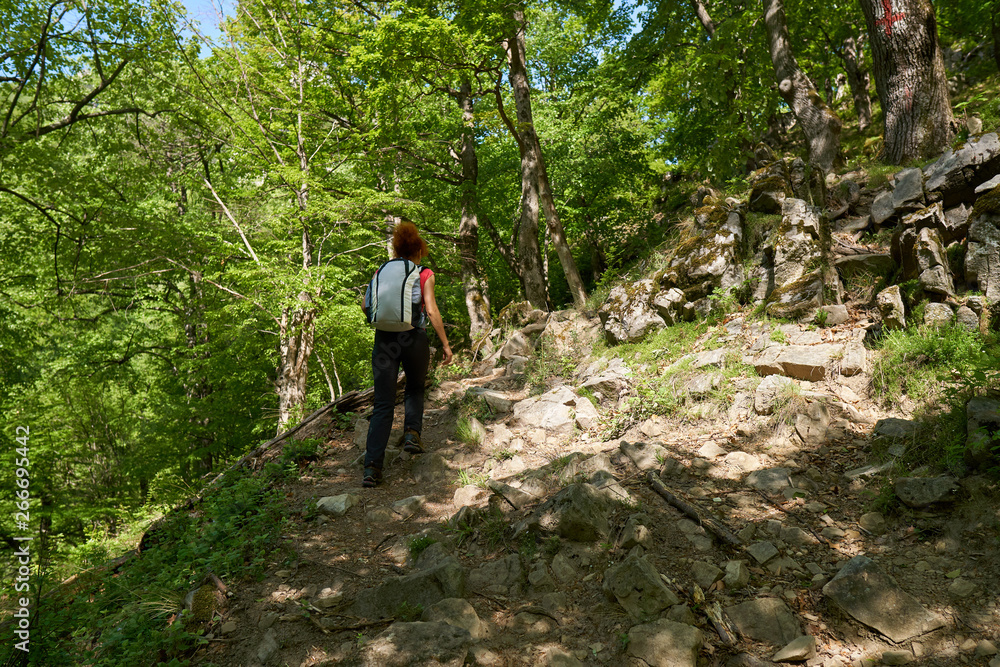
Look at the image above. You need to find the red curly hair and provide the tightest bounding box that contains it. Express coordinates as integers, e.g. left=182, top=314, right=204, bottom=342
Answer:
left=392, top=220, right=428, bottom=261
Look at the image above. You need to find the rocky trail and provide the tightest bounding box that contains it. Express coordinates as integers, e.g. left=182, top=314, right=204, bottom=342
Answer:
left=189, top=133, right=1000, bottom=667
left=192, top=311, right=1000, bottom=667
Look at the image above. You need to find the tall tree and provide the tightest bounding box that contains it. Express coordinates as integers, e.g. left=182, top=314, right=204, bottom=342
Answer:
left=763, top=0, right=843, bottom=171
left=858, top=0, right=954, bottom=163
left=503, top=6, right=587, bottom=309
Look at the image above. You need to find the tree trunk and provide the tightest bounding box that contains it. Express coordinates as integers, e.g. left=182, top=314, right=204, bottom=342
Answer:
left=505, top=15, right=548, bottom=310
left=507, top=8, right=587, bottom=309
left=277, top=300, right=315, bottom=432
left=456, top=80, right=493, bottom=340
left=764, top=0, right=843, bottom=172
left=841, top=35, right=873, bottom=132
left=858, top=0, right=954, bottom=163
left=992, top=0, right=1000, bottom=73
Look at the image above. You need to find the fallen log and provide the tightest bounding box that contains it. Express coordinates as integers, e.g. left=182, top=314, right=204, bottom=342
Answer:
left=646, top=471, right=743, bottom=547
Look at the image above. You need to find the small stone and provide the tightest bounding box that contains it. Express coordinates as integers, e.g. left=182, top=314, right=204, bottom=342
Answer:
left=773, top=635, right=817, bottom=662
left=220, top=620, right=238, bottom=634
left=858, top=512, right=886, bottom=535
left=317, top=494, right=361, bottom=516
left=881, top=650, right=913, bottom=665
left=692, top=561, right=724, bottom=589
left=747, top=541, right=780, bottom=564
left=991, top=658, right=1000, bottom=667
left=975, top=641, right=999, bottom=658
left=821, top=526, right=845, bottom=540
left=914, top=561, right=931, bottom=572
left=949, top=578, right=977, bottom=598
left=275, top=570, right=293, bottom=579
left=960, top=638, right=979, bottom=652
left=724, top=560, right=751, bottom=590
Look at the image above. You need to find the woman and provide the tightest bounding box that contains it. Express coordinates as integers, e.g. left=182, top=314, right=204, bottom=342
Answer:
left=363, top=221, right=453, bottom=488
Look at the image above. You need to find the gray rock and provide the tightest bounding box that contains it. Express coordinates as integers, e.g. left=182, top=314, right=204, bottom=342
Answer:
left=923, top=302, right=954, bottom=327
left=724, top=451, right=762, bottom=473
left=349, top=557, right=466, bottom=620
left=754, top=374, right=797, bottom=415
left=653, top=287, right=687, bottom=325
left=727, top=654, right=776, bottom=667
left=620, top=514, right=652, bottom=550
left=620, top=441, right=669, bottom=472
left=626, top=619, right=702, bottom=667
left=949, top=578, right=977, bottom=598
left=469, top=554, right=523, bottom=596
left=725, top=598, right=802, bottom=645
left=966, top=396, right=1000, bottom=468
left=840, top=341, right=867, bottom=376
left=317, top=494, right=361, bottom=516
left=500, top=331, right=534, bottom=360
left=603, top=553, right=680, bottom=621
left=746, top=468, right=793, bottom=495
left=666, top=205, right=747, bottom=293
left=512, top=386, right=594, bottom=436
left=256, top=628, right=279, bottom=663
left=529, top=483, right=613, bottom=542
left=894, top=476, right=959, bottom=508
left=873, top=418, right=919, bottom=440
left=966, top=203, right=1000, bottom=303
left=822, top=555, right=945, bottom=642
left=773, top=635, right=816, bottom=662
left=923, top=132, right=1000, bottom=205
left=817, top=304, right=849, bottom=325
left=599, top=279, right=666, bottom=344
left=977, top=174, right=1000, bottom=193
left=747, top=541, right=780, bottom=564
left=685, top=373, right=721, bottom=398
left=881, top=650, right=914, bottom=665
left=391, top=495, right=427, bottom=519
left=421, top=598, right=484, bottom=639
left=859, top=512, right=887, bottom=535
left=754, top=344, right=842, bottom=381
left=893, top=168, right=925, bottom=209
left=353, top=418, right=369, bottom=449
left=453, top=485, right=488, bottom=508
left=749, top=160, right=791, bottom=214
left=724, top=560, right=751, bottom=589
left=692, top=561, right=724, bottom=589
left=359, top=621, right=472, bottom=667
left=795, top=401, right=831, bottom=445
left=412, top=453, right=450, bottom=485
left=550, top=553, right=577, bottom=584
left=956, top=305, right=980, bottom=331
left=877, top=285, right=906, bottom=330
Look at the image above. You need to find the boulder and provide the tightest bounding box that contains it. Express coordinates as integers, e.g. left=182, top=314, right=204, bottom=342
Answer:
left=469, top=554, right=523, bottom=596
left=773, top=635, right=817, bottom=662
left=835, top=253, right=895, bottom=283
left=754, top=344, right=842, bottom=381
left=653, top=287, right=687, bottom=325
left=923, top=302, right=954, bottom=327
left=956, top=305, right=980, bottom=331
left=894, top=221, right=953, bottom=296
left=823, top=555, right=945, bottom=642
left=349, top=557, right=466, bottom=619
left=603, top=552, right=681, bottom=621
left=749, top=160, right=791, bottom=213
left=894, top=476, right=959, bottom=508
left=540, top=311, right=602, bottom=358
left=840, top=341, right=867, bottom=376
left=599, top=279, right=666, bottom=344
left=500, top=331, right=535, bottom=360
left=877, top=285, right=906, bottom=330
left=923, top=132, right=1000, bottom=205
left=965, top=186, right=1000, bottom=302
left=512, top=386, right=596, bottom=436
left=359, top=621, right=472, bottom=667
left=664, top=205, right=746, bottom=293
left=755, top=375, right=797, bottom=415
left=527, top=483, right=614, bottom=542
left=966, top=396, right=1000, bottom=468
left=761, top=199, right=829, bottom=317
left=725, top=598, right=802, bottom=645
left=626, top=619, right=703, bottom=667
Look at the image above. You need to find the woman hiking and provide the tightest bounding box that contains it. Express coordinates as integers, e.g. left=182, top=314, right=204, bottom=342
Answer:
left=361, top=221, right=453, bottom=488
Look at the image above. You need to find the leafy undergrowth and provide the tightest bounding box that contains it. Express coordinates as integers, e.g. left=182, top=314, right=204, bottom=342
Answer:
left=0, top=441, right=321, bottom=666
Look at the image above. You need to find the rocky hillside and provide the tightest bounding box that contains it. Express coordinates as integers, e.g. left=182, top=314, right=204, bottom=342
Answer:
left=176, top=134, right=1000, bottom=667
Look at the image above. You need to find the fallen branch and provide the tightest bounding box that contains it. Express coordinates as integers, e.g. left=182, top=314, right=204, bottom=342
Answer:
left=646, top=472, right=743, bottom=547
left=705, top=601, right=739, bottom=646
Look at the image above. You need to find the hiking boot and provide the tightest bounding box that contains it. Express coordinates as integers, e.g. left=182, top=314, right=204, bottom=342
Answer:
left=402, top=429, right=424, bottom=454
left=362, top=467, right=382, bottom=488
